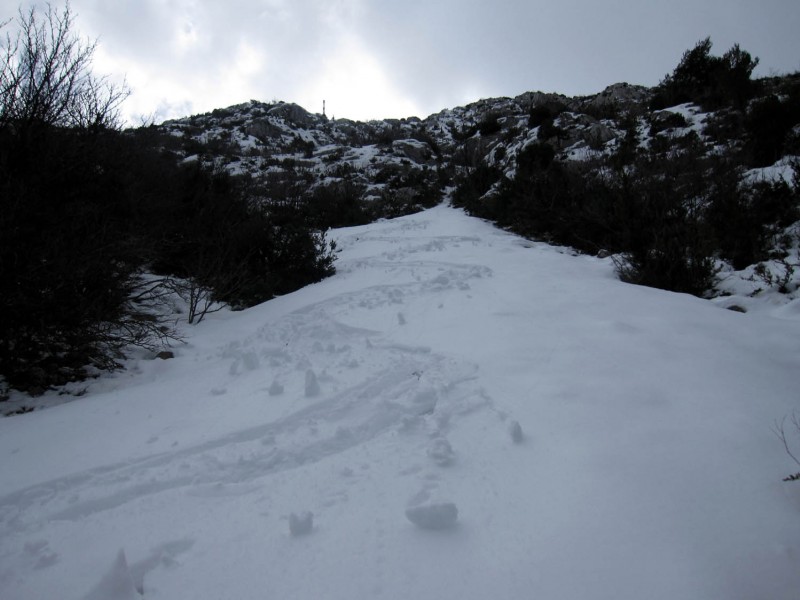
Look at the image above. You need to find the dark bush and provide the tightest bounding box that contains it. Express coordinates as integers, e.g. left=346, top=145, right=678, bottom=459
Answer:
left=744, top=94, right=800, bottom=167
left=651, top=38, right=758, bottom=110
left=704, top=159, right=799, bottom=269
left=528, top=103, right=566, bottom=128
left=142, top=163, right=337, bottom=309
left=304, top=181, right=370, bottom=229
left=478, top=113, right=502, bottom=136
left=613, top=174, right=717, bottom=295
left=0, top=4, right=146, bottom=392
left=0, top=3, right=338, bottom=394
left=451, top=164, right=503, bottom=216
left=648, top=111, right=689, bottom=136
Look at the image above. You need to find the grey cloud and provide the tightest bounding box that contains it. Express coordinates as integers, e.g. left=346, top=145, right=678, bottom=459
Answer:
left=355, top=0, right=800, bottom=115
left=7, top=0, right=800, bottom=122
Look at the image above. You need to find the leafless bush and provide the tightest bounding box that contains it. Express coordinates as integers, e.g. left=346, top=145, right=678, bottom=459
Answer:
left=752, top=259, right=798, bottom=294
left=773, top=413, right=800, bottom=482
left=0, top=1, right=128, bottom=129
left=86, top=275, right=184, bottom=370
left=166, top=277, right=225, bottom=325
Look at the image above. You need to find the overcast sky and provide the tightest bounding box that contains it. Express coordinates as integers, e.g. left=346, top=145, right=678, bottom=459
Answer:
left=6, top=0, right=800, bottom=124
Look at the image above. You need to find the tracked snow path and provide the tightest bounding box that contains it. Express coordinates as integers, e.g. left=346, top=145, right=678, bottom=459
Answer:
left=2, top=204, right=800, bottom=600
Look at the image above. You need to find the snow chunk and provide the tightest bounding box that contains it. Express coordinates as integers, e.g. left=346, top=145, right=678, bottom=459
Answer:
left=427, top=437, right=455, bottom=466
left=509, top=420, right=524, bottom=444
left=405, top=502, right=459, bottom=530
left=289, top=511, right=314, bottom=536
left=304, top=369, right=320, bottom=397
left=242, top=351, right=259, bottom=371
left=83, top=549, right=141, bottom=600
left=268, top=380, right=284, bottom=396
left=412, top=389, right=437, bottom=414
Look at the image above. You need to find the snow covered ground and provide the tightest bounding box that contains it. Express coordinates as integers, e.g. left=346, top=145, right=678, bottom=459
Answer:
left=1, top=204, right=800, bottom=600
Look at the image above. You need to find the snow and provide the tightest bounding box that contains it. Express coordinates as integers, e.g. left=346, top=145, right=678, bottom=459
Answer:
left=288, top=511, right=314, bottom=536
left=508, top=419, right=524, bottom=443
left=661, top=102, right=704, bottom=125
left=405, top=502, right=459, bottom=530
left=82, top=550, right=141, bottom=600
left=426, top=437, right=455, bottom=466
left=712, top=219, right=800, bottom=312
left=745, top=155, right=798, bottom=187
left=2, top=204, right=800, bottom=599
left=304, top=369, right=321, bottom=398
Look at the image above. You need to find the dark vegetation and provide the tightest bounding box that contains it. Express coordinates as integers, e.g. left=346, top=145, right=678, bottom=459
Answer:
left=452, top=38, right=800, bottom=295
left=0, top=4, right=335, bottom=394
left=649, top=37, right=759, bottom=111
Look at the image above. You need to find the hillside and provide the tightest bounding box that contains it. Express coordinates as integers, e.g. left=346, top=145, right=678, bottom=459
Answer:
left=142, top=84, right=660, bottom=217
left=3, top=28, right=800, bottom=598
left=1, top=204, right=799, bottom=599
left=3, top=34, right=800, bottom=399
left=140, top=63, right=800, bottom=301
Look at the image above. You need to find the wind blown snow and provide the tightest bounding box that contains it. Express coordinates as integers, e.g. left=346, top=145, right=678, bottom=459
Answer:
left=1, top=204, right=799, bottom=599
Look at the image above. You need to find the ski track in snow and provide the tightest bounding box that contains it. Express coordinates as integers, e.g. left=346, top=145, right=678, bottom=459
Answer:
left=2, top=205, right=800, bottom=600
left=0, top=208, right=518, bottom=599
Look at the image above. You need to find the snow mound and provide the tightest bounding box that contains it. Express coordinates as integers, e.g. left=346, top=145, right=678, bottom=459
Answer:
left=427, top=437, right=455, bottom=466
left=289, top=511, right=314, bottom=536
left=82, top=549, right=141, bottom=600
left=304, top=369, right=320, bottom=397
left=2, top=204, right=800, bottom=600
left=509, top=420, right=524, bottom=443
left=405, top=502, right=459, bottom=530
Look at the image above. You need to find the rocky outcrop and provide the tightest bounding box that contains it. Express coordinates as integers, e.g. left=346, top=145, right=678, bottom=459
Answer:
left=267, top=102, right=318, bottom=127
left=391, top=139, right=434, bottom=164
left=151, top=72, right=797, bottom=225
left=588, top=82, right=650, bottom=108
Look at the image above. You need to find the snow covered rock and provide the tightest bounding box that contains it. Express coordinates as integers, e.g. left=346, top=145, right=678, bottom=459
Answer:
left=405, top=503, right=459, bottom=530
left=267, top=102, right=315, bottom=126
left=289, top=511, right=314, bottom=536
left=588, top=82, right=649, bottom=108
left=391, top=139, right=434, bottom=164
left=268, top=379, right=284, bottom=396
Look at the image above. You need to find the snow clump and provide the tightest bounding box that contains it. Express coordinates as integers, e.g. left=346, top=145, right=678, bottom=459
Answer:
left=405, top=502, right=459, bottom=530
left=82, top=549, right=141, bottom=600
left=427, top=437, right=455, bottom=466
left=304, top=369, right=320, bottom=397
left=289, top=511, right=314, bottom=536
left=509, top=420, right=524, bottom=443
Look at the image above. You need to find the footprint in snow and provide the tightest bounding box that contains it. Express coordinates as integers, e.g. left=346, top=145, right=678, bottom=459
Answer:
left=427, top=438, right=455, bottom=466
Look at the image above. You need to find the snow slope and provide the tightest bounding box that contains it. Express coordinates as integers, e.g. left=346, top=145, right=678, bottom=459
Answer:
left=2, top=205, right=800, bottom=600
